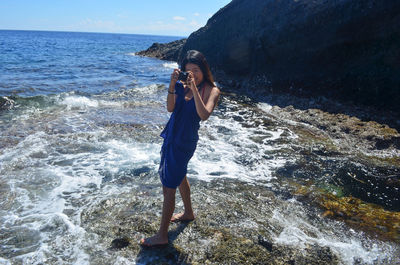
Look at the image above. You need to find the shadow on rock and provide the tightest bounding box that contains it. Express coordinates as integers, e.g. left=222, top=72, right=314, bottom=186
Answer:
left=136, top=222, right=191, bottom=265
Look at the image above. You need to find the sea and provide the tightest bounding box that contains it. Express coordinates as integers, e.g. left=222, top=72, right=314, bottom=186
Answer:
left=0, top=30, right=399, bottom=264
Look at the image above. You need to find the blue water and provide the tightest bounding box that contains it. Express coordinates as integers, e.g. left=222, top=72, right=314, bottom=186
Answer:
left=0, top=30, right=180, bottom=97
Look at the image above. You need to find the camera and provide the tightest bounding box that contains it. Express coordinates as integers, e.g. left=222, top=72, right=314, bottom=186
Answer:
left=178, top=71, right=189, bottom=82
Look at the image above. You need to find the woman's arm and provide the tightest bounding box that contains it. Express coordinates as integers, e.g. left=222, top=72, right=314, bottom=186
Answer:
left=192, top=85, right=220, bottom=121
left=186, top=70, right=220, bottom=120
left=167, top=69, right=179, bottom=112
left=187, top=72, right=220, bottom=121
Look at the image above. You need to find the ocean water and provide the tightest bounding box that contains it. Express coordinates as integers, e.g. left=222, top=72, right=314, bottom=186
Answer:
left=0, top=30, right=399, bottom=264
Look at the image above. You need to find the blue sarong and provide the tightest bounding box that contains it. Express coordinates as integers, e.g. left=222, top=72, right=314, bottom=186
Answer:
left=159, top=81, right=201, bottom=189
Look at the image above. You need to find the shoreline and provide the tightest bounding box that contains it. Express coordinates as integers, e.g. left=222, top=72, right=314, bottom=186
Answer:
left=136, top=39, right=400, bottom=132
left=218, top=78, right=400, bottom=137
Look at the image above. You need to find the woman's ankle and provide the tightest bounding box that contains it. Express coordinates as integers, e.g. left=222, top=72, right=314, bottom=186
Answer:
left=156, top=231, right=169, bottom=241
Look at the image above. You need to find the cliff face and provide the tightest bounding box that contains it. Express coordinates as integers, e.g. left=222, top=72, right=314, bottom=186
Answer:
left=138, top=0, right=400, bottom=113
left=179, top=0, right=400, bottom=113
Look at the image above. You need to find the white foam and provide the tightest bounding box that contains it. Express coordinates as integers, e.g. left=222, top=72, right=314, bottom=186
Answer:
left=162, top=62, right=178, bottom=69
left=257, top=102, right=273, bottom=112
left=268, top=128, right=283, bottom=141
left=272, top=200, right=396, bottom=265
left=0, top=131, right=48, bottom=165
left=61, top=96, right=99, bottom=109
left=188, top=105, right=290, bottom=184
left=127, top=52, right=136, bottom=56
left=128, top=83, right=165, bottom=96
left=0, top=124, right=161, bottom=263
left=0, top=257, right=12, bottom=265
left=102, top=139, right=160, bottom=173
left=114, top=256, right=135, bottom=265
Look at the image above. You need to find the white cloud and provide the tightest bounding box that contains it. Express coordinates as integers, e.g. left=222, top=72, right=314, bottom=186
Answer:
left=189, top=20, right=200, bottom=27
left=128, top=19, right=204, bottom=36
left=65, top=14, right=207, bottom=36
left=173, top=16, right=186, bottom=21
left=193, top=13, right=200, bottom=16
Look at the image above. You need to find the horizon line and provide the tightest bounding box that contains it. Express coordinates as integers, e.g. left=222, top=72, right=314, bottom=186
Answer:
left=0, top=28, right=188, bottom=39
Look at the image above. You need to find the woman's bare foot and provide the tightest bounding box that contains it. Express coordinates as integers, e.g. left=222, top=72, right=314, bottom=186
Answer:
left=170, top=212, right=195, bottom=222
left=140, top=233, right=168, bottom=247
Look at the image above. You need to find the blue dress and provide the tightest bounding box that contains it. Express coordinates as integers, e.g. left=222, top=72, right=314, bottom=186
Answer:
left=159, top=81, right=202, bottom=188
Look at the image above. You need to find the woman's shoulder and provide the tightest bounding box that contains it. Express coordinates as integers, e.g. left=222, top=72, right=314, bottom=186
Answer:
left=212, top=85, right=220, bottom=93
left=204, top=83, right=220, bottom=105
left=207, top=83, right=220, bottom=96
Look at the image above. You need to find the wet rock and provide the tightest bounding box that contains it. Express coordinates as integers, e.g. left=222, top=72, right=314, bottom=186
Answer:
left=258, top=235, right=273, bottom=251
left=109, top=237, right=130, bottom=250
left=78, top=180, right=343, bottom=264
left=0, top=228, right=41, bottom=258
left=136, top=38, right=186, bottom=61
left=0, top=96, right=15, bottom=111
left=375, top=136, right=400, bottom=150
left=192, top=0, right=400, bottom=114
left=270, top=104, right=400, bottom=156
left=295, top=184, right=400, bottom=242
left=138, top=0, right=400, bottom=114
left=271, top=244, right=339, bottom=265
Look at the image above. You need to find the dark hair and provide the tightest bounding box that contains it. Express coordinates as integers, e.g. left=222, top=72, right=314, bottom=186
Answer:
left=180, top=50, right=215, bottom=86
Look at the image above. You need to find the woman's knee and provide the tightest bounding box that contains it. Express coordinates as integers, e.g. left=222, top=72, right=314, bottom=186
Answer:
left=163, top=186, right=176, bottom=199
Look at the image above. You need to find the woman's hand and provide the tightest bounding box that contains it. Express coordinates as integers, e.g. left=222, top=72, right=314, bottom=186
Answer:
left=167, top=69, right=179, bottom=112
left=169, top=69, right=180, bottom=90
left=186, top=71, right=198, bottom=92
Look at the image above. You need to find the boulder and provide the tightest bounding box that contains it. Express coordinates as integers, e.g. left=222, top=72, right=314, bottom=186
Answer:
left=138, top=0, right=400, bottom=114
left=181, top=0, right=400, bottom=113
left=0, top=96, right=15, bottom=111
left=136, top=38, right=186, bottom=61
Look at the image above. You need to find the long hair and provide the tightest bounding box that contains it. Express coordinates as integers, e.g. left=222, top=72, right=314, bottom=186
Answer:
left=180, top=50, right=215, bottom=87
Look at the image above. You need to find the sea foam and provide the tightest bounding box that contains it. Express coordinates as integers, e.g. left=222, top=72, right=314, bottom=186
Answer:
left=272, top=200, right=395, bottom=265
left=163, top=62, right=178, bottom=69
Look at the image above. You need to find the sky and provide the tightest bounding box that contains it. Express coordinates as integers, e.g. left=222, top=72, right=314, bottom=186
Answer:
left=0, top=0, right=231, bottom=37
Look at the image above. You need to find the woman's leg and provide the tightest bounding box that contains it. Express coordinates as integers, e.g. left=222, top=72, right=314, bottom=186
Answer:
left=172, top=176, right=195, bottom=221
left=159, top=186, right=176, bottom=236
left=141, top=185, right=176, bottom=245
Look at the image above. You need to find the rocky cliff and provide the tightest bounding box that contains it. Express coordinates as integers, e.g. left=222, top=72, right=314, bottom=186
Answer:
left=139, top=0, right=400, bottom=114
left=136, top=38, right=186, bottom=61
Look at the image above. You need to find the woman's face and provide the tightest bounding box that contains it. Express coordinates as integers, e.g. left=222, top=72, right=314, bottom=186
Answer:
left=185, top=63, right=204, bottom=86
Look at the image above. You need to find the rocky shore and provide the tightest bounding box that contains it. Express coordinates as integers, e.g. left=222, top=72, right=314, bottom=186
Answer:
left=73, top=91, right=399, bottom=264
left=135, top=38, right=186, bottom=61
left=137, top=36, right=400, bottom=150
left=133, top=1, right=400, bottom=263
left=80, top=180, right=342, bottom=264
left=137, top=0, right=400, bottom=116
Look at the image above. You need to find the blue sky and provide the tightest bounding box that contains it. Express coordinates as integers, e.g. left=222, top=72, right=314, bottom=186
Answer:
left=0, top=0, right=231, bottom=36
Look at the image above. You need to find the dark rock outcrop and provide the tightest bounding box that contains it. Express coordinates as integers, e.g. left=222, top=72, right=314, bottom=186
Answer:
left=139, top=0, right=400, bottom=114
left=0, top=96, right=15, bottom=111
left=136, top=38, right=186, bottom=61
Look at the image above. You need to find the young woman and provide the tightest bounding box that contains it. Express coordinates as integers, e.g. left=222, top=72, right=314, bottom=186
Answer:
left=140, top=50, right=220, bottom=247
